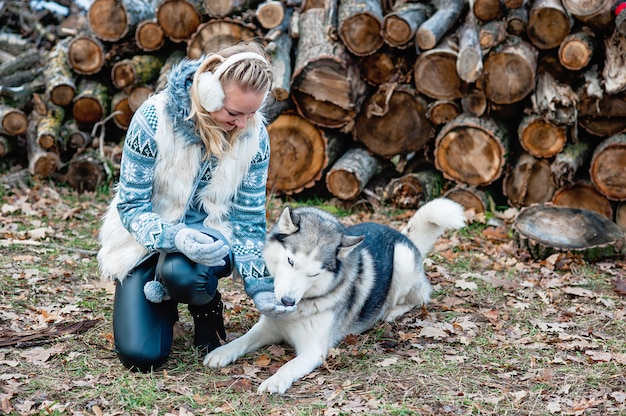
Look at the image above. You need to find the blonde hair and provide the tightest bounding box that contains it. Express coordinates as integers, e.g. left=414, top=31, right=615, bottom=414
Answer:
left=189, top=41, right=272, bottom=158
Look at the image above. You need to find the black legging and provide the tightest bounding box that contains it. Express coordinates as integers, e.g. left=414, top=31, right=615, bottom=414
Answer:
left=113, top=248, right=232, bottom=372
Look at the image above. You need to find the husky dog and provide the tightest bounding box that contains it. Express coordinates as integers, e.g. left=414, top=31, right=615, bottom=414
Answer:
left=204, top=198, right=466, bottom=394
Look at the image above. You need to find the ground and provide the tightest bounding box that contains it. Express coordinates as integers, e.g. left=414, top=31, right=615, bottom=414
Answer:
left=0, top=181, right=625, bottom=415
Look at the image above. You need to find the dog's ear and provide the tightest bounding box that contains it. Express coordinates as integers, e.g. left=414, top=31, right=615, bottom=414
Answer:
left=337, top=235, right=364, bottom=259
left=276, top=207, right=300, bottom=235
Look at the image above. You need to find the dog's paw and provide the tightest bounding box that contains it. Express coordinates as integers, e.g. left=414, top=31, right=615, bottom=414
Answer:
left=202, top=345, right=238, bottom=368
left=257, top=374, right=293, bottom=394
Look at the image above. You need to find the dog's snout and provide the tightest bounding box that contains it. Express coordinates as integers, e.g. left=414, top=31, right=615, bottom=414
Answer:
left=281, top=297, right=296, bottom=307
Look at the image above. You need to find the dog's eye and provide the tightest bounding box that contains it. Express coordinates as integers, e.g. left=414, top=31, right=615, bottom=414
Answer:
left=287, top=257, right=294, bottom=267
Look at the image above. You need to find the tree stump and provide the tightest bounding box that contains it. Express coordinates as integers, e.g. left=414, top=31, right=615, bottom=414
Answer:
left=434, top=114, right=508, bottom=187
left=589, top=133, right=626, bottom=200
left=326, top=147, right=383, bottom=200
left=513, top=204, right=625, bottom=261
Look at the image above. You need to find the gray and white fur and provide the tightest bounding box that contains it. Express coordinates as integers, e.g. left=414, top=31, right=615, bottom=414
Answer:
left=204, top=198, right=466, bottom=394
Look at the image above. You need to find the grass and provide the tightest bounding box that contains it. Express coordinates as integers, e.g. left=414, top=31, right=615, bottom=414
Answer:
left=1, top=180, right=625, bottom=415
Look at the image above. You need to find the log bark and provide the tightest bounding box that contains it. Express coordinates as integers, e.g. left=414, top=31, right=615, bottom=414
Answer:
left=353, top=83, right=434, bottom=158
left=562, top=0, right=614, bottom=30
left=513, top=204, right=625, bottom=261
left=616, top=202, right=626, bottom=231
left=61, top=121, right=93, bottom=151
left=578, top=86, right=626, bottom=137
left=26, top=114, right=61, bottom=178
left=602, top=29, right=626, bottom=95
left=435, top=114, right=508, bottom=187
left=617, top=2, right=626, bottom=37
left=558, top=29, right=596, bottom=71
left=382, top=2, right=430, bottom=49
left=526, top=0, right=572, bottom=50
left=589, top=134, right=626, bottom=200
left=0, top=104, right=27, bottom=136
left=503, top=152, right=556, bottom=208
left=443, top=184, right=491, bottom=214
left=550, top=140, right=591, bottom=188
left=414, top=36, right=464, bottom=100
left=552, top=181, right=613, bottom=219
left=427, top=99, right=461, bottom=125
left=135, top=19, right=166, bottom=52
left=416, top=0, right=467, bottom=51
left=505, top=6, right=528, bottom=36
left=72, top=80, right=109, bottom=126
left=186, top=19, right=257, bottom=60
left=480, top=36, right=537, bottom=104
left=0, top=48, right=42, bottom=79
left=0, top=134, right=13, bottom=157
left=338, top=0, right=385, bottom=56
left=111, top=54, right=164, bottom=90
left=518, top=114, right=567, bottom=158
left=36, top=102, right=65, bottom=150
left=531, top=70, right=578, bottom=126
left=383, top=170, right=443, bottom=208
left=292, top=7, right=367, bottom=131
left=88, top=0, right=156, bottom=42
left=44, top=38, right=76, bottom=107
left=456, top=11, right=483, bottom=83
left=111, top=91, right=133, bottom=130
left=326, top=147, right=383, bottom=200
left=67, top=34, right=106, bottom=76
left=478, top=19, right=507, bottom=51
left=266, top=32, right=293, bottom=101
left=156, top=0, right=202, bottom=43
left=266, top=114, right=332, bottom=195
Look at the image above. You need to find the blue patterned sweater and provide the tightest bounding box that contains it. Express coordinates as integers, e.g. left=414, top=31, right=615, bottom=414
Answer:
left=114, top=58, right=275, bottom=297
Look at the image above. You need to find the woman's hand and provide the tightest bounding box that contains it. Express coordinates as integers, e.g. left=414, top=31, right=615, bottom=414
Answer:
left=174, top=228, right=229, bottom=267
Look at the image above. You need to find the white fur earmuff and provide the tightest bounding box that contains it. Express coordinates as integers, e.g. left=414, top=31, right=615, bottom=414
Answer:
left=197, top=52, right=268, bottom=112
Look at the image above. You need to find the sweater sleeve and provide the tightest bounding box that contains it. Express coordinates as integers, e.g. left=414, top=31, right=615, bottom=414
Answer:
left=229, top=125, right=275, bottom=297
left=116, top=102, right=185, bottom=253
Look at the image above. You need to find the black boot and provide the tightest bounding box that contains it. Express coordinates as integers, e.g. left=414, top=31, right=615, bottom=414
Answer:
left=188, top=291, right=226, bottom=357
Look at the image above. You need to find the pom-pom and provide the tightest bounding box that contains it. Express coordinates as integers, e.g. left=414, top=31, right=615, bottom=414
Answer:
left=144, top=280, right=167, bottom=303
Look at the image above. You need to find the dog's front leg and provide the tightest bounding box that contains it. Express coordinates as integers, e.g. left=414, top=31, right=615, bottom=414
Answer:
left=203, top=317, right=282, bottom=368
left=257, top=342, right=326, bottom=394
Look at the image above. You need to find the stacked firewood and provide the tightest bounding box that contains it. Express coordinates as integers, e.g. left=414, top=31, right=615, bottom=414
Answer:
left=0, top=0, right=625, bottom=230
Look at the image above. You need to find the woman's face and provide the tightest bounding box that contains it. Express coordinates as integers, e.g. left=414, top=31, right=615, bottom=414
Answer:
left=210, top=83, right=265, bottom=131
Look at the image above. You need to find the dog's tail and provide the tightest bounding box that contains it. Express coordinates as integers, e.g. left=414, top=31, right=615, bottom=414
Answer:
left=401, top=198, right=466, bottom=256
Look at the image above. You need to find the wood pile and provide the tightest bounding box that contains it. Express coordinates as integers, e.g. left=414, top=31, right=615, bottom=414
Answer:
left=0, top=0, right=625, bottom=232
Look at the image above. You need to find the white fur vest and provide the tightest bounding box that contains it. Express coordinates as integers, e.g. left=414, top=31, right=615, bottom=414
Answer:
left=97, top=93, right=263, bottom=282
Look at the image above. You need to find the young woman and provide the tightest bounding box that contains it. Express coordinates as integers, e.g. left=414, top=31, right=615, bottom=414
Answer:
left=97, top=41, right=295, bottom=372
